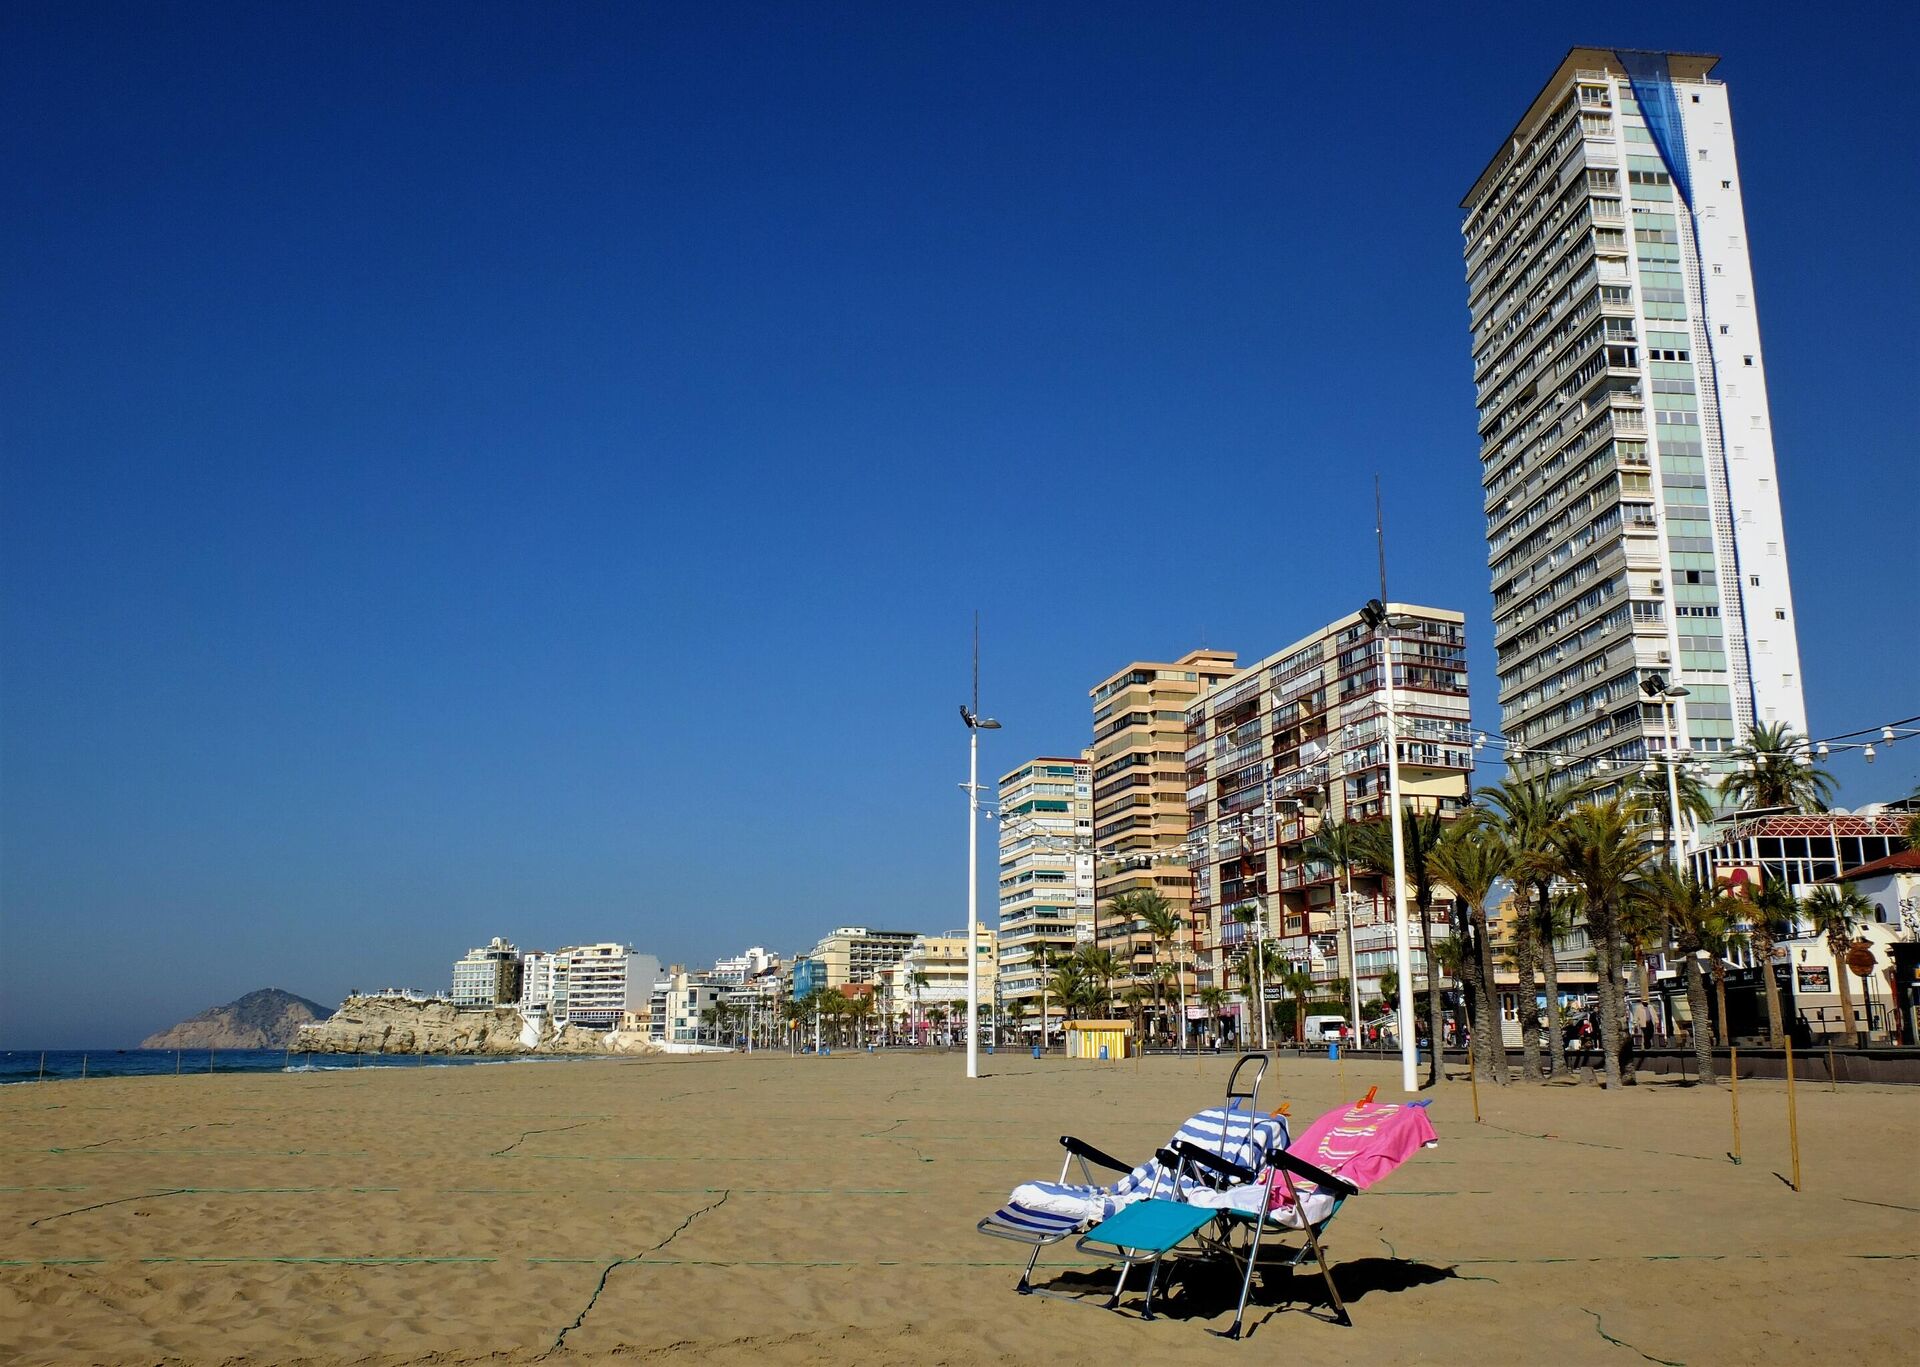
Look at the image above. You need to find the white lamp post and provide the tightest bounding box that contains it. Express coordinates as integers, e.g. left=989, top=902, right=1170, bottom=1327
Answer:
left=1642, top=674, right=1691, bottom=871
left=961, top=702, right=1000, bottom=1080
left=1362, top=598, right=1418, bottom=1093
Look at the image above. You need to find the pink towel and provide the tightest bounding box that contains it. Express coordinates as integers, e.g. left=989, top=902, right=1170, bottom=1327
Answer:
left=1281, top=1100, right=1439, bottom=1192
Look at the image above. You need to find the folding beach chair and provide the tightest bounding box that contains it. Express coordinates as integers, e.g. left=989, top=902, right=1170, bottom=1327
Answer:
left=976, top=1054, right=1282, bottom=1298
left=1076, top=1092, right=1438, bottom=1336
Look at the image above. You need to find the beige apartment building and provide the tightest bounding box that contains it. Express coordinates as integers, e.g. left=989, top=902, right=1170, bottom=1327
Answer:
left=1185, top=606, right=1473, bottom=1026
left=877, top=924, right=998, bottom=1043
left=797, top=926, right=919, bottom=997
left=996, top=755, right=1093, bottom=1039
left=1089, top=649, right=1239, bottom=995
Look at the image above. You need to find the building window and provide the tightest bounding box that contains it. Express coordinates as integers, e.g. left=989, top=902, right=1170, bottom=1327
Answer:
left=1743, top=355, right=1753, bottom=366
left=1749, top=575, right=1760, bottom=587
left=1721, top=179, right=1732, bottom=189
left=1775, top=609, right=1786, bottom=620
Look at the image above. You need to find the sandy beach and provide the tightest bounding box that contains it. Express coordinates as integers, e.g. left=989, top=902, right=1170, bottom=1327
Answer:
left=2, top=1050, right=1915, bottom=1365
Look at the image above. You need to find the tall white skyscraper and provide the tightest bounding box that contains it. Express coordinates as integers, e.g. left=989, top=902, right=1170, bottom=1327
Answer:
left=1462, top=49, right=1807, bottom=785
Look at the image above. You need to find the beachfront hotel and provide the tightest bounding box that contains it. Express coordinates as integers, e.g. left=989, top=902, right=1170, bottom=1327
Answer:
left=995, top=755, right=1093, bottom=1038
left=546, top=944, right=663, bottom=1028
left=1463, top=50, right=1806, bottom=788
left=1185, top=607, right=1474, bottom=1015
left=794, top=926, right=919, bottom=997
left=450, top=937, right=523, bottom=1006
left=1089, top=650, right=1239, bottom=995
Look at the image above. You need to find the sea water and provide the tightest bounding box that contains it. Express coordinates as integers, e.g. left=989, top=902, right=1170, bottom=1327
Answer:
left=0, top=1049, right=571, bottom=1084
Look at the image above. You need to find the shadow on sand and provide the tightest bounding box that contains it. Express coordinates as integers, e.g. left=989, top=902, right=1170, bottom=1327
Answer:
left=1033, top=1249, right=1460, bottom=1337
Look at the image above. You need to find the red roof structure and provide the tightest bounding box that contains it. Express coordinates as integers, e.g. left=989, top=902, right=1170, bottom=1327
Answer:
left=1830, top=848, right=1920, bottom=882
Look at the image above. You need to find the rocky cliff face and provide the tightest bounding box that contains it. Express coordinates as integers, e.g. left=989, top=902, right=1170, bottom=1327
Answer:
left=141, top=988, right=333, bottom=1049
left=289, top=994, right=659, bottom=1057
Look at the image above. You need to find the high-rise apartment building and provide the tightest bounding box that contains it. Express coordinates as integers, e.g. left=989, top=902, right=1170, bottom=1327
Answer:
left=996, top=755, right=1093, bottom=1034
left=1089, top=649, right=1239, bottom=989
left=1463, top=50, right=1806, bottom=787
left=1186, top=607, right=1473, bottom=1013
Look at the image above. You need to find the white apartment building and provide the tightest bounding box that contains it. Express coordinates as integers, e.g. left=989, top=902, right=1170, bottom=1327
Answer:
left=519, top=951, right=559, bottom=1010
left=996, top=756, right=1093, bottom=1033
left=451, top=937, right=522, bottom=1006
left=546, top=943, right=662, bottom=1028
left=1463, top=49, right=1807, bottom=788
left=710, top=947, right=778, bottom=985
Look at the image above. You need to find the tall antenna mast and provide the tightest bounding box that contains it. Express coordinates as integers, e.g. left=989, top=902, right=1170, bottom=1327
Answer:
left=1374, top=474, right=1389, bottom=600
left=972, top=610, right=980, bottom=715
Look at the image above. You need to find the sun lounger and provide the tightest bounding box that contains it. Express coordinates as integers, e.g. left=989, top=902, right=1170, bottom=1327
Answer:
left=1078, top=1093, right=1438, bottom=1336
left=976, top=1054, right=1282, bottom=1297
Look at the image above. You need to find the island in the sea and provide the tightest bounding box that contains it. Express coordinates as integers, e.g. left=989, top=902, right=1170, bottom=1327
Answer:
left=141, top=987, right=333, bottom=1050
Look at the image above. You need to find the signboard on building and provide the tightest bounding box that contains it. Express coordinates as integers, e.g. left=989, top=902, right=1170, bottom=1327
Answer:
left=1795, top=965, right=1832, bottom=994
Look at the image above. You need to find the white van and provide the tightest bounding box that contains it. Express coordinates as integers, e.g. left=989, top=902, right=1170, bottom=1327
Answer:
left=1303, top=1015, right=1347, bottom=1043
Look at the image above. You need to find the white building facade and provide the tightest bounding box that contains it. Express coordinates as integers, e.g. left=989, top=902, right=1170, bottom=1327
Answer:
left=1463, top=49, right=1807, bottom=787
left=546, top=944, right=662, bottom=1027
left=451, top=937, right=522, bottom=1006
left=996, top=756, right=1093, bottom=1032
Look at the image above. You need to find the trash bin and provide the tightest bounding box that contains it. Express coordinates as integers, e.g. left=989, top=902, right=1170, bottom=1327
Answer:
left=1098, top=1045, right=1110, bottom=1061
left=1031, top=1045, right=1041, bottom=1060
left=1328, top=1041, right=1341, bottom=1062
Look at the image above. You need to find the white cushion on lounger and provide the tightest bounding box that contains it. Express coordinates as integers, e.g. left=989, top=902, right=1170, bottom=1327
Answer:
left=1185, top=1181, right=1340, bottom=1229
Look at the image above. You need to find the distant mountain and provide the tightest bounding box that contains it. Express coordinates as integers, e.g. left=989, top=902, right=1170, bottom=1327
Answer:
left=140, top=988, right=334, bottom=1050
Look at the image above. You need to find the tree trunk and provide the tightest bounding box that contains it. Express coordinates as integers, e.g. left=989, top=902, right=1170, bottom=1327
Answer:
left=1593, top=927, right=1625, bottom=1089
left=1418, top=901, right=1442, bottom=1088
left=1713, top=967, right=1730, bottom=1047
left=1685, top=958, right=1717, bottom=1084
left=1831, top=950, right=1860, bottom=1049
left=1473, top=908, right=1509, bottom=1084
left=1613, top=949, right=1637, bottom=1083
left=1517, top=928, right=1542, bottom=1083
left=1755, top=939, right=1784, bottom=1046
left=1537, top=884, right=1567, bottom=1081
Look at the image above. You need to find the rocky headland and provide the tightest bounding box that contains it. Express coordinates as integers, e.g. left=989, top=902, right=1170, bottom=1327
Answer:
left=289, top=994, right=660, bottom=1056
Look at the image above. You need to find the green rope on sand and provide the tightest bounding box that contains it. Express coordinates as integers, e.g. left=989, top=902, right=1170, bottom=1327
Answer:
left=1582, top=1308, right=1685, bottom=1366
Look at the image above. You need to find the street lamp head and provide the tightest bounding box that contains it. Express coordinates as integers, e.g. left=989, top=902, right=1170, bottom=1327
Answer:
left=1359, top=598, right=1387, bottom=630
left=959, top=706, right=1002, bottom=730
left=1641, top=673, right=1667, bottom=697
left=1664, top=684, right=1691, bottom=699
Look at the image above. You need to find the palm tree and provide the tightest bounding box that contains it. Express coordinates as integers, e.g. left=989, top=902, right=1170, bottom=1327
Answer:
left=1197, top=985, right=1230, bottom=1045
left=1073, top=945, right=1122, bottom=1020
left=1642, top=868, right=1724, bottom=1083
left=1006, top=998, right=1028, bottom=1047
left=1624, top=762, right=1715, bottom=858
left=1046, top=956, right=1091, bottom=1023
left=1114, top=890, right=1184, bottom=1047
left=1802, top=883, right=1874, bottom=1048
left=1233, top=941, right=1285, bottom=1047
left=1503, top=901, right=1542, bottom=1080
left=910, top=967, right=933, bottom=1044
left=1551, top=798, right=1652, bottom=1088
left=1741, top=879, right=1795, bottom=1045
left=1430, top=815, right=1515, bottom=1084
left=1480, top=768, right=1575, bottom=1081
left=1303, top=818, right=1366, bottom=1031
left=1278, top=966, right=1316, bottom=1044
left=1355, top=805, right=1448, bottom=1088
left=1720, top=722, right=1835, bottom=814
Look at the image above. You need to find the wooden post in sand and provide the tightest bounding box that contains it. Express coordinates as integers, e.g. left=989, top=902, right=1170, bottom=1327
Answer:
left=1783, top=1036, right=1802, bottom=1192
left=81, top=1054, right=88, bottom=1080
left=208, top=1048, right=215, bottom=1075
left=1826, top=1043, right=1836, bottom=1093
left=38, top=1052, right=45, bottom=1081
left=1467, top=1053, right=1482, bottom=1124
left=175, top=1049, right=182, bottom=1075
left=1728, top=1046, right=1741, bottom=1165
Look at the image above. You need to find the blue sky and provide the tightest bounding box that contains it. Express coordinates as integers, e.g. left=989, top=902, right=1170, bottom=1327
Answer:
left=4, top=3, right=1916, bottom=1048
